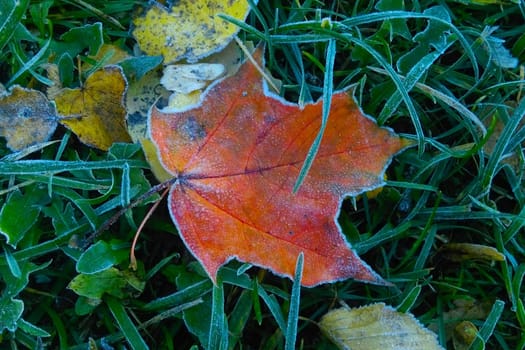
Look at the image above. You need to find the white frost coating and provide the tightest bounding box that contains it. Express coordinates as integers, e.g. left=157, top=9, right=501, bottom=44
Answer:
left=161, top=63, right=225, bottom=94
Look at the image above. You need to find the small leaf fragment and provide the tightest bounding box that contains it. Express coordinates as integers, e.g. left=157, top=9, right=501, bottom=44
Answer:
left=319, top=303, right=444, bottom=350
left=68, top=267, right=145, bottom=300
left=56, top=65, right=131, bottom=150
left=439, top=243, right=506, bottom=262
left=119, top=55, right=163, bottom=81
left=16, top=318, right=51, bottom=337
left=428, top=298, right=492, bottom=343
left=132, top=1, right=254, bottom=63
left=49, top=22, right=103, bottom=59
left=125, top=67, right=173, bottom=181
left=161, top=63, right=225, bottom=94
left=0, top=188, right=43, bottom=248
left=483, top=31, right=519, bottom=69
left=453, top=321, right=478, bottom=350
left=0, top=297, right=24, bottom=332
left=85, top=43, right=130, bottom=67
left=0, top=86, right=57, bottom=151
left=76, top=240, right=127, bottom=274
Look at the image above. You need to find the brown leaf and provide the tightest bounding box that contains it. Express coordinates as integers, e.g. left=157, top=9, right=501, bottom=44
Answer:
left=0, top=86, right=57, bottom=151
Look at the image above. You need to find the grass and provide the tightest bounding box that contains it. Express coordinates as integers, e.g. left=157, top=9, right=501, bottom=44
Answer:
left=1, top=0, right=525, bottom=349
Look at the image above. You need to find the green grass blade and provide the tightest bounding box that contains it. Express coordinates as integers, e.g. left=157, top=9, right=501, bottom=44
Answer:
left=208, top=276, right=228, bottom=350
left=106, top=295, right=149, bottom=350
left=121, top=162, right=131, bottom=207
left=142, top=279, right=212, bottom=311
left=339, top=11, right=479, bottom=78
left=221, top=268, right=288, bottom=332
left=348, top=36, right=425, bottom=153
left=285, top=252, right=303, bottom=350
left=377, top=41, right=454, bottom=124
left=469, top=299, right=505, bottom=350
left=3, top=244, right=21, bottom=278
left=481, top=95, right=525, bottom=194
left=396, top=285, right=422, bottom=313
left=0, top=159, right=148, bottom=175
left=293, top=39, right=335, bottom=192
left=228, top=290, right=252, bottom=350
left=42, top=307, right=67, bottom=348
left=0, top=0, right=30, bottom=51
left=7, top=35, right=52, bottom=86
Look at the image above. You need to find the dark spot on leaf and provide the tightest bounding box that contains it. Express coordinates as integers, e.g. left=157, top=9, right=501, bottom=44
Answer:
left=167, top=0, right=180, bottom=9
left=127, top=112, right=143, bottom=125
left=180, top=116, right=206, bottom=141
left=264, top=115, right=276, bottom=124
left=155, top=97, right=169, bottom=109
left=18, top=107, right=32, bottom=118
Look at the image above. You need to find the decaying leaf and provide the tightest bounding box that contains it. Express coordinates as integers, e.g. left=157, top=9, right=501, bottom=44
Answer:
left=453, top=321, right=478, bottom=350
left=428, top=298, right=492, bottom=344
left=319, top=303, right=444, bottom=350
left=161, top=41, right=257, bottom=110
left=132, top=0, right=253, bottom=63
left=161, top=64, right=225, bottom=109
left=149, top=47, right=410, bottom=286
left=483, top=105, right=524, bottom=173
left=0, top=86, right=57, bottom=151
left=161, top=64, right=225, bottom=94
left=125, top=67, right=168, bottom=142
left=55, top=65, right=131, bottom=150
left=125, top=67, right=173, bottom=181
left=439, top=243, right=506, bottom=262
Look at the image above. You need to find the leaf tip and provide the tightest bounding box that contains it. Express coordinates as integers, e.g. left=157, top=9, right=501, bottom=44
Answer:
left=352, top=267, right=393, bottom=287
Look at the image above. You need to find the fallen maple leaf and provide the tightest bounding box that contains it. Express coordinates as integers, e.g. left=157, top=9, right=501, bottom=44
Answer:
left=149, top=48, right=411, bottom=286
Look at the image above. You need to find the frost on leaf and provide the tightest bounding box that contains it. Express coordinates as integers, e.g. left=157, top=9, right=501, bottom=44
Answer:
left=320, top=303, right=444, bottom=350
left=149, top=47, right=411, bottom=286
left=132, top=0, right=254, bottom=63
left=55, top=66, right=131, bottom=150
left=0, top=86, right=57, bottom=151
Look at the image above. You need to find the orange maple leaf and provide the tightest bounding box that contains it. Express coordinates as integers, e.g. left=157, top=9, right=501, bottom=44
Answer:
left=149, top=48, right=410, bottom=286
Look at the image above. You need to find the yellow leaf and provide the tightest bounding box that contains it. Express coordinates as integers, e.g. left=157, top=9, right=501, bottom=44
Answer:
left=140, top=139, right=172, bottom=182
left=0, top=86, right=57, bottom=151
left=85, top=43, right=130, bottom=68
left=439, top=243, right=506, bottom=262
left=125, top=67, right=169, bottom=144
left=56, top=66, right=131, bottom=150
left=453, top=321, right=478, bottom=350
left=165, top=91, right=202, bottom=110
left=131, top=1, right=253, bottom=63
left=125, top=67, right=172, bottom=181
left=320, top=303, right=444, bottom=350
